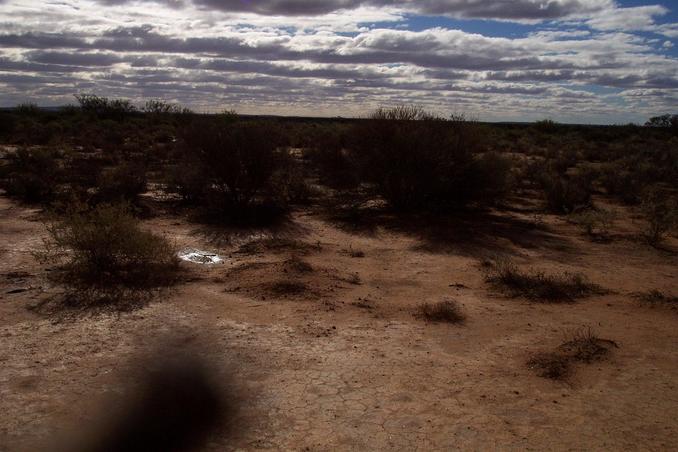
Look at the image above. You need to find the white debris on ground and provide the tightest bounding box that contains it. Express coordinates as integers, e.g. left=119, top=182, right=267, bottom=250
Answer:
left=178, top=249, right=224, bottom=264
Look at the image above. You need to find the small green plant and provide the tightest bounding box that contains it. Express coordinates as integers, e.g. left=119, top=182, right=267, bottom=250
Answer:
left=415, top=299, right=466, bottom=323
left=486, top=259, right=603, bottom=302
left=37, top=203, right=178, bottom=306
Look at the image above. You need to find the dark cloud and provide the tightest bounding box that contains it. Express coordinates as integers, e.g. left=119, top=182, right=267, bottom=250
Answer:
left=97, top=0, right=610, bottom=20
left=27, top=50, right=124, bottom=66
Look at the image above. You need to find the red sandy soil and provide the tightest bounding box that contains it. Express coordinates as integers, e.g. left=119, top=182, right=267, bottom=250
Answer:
left=0, top=192, right=677, bottom=451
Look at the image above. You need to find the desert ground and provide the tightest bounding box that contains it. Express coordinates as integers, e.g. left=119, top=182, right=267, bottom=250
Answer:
left=1, top=183, right=677, bottom=450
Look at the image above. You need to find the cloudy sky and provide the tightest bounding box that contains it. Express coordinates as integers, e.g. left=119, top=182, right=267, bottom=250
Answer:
left=0, top=0, right=677, bottom=123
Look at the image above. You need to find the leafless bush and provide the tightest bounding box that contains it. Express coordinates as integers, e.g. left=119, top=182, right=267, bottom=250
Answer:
left=486, top=259, right=603, bottom=302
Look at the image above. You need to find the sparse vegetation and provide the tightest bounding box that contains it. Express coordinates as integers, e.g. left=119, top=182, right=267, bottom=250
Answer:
left=0, top=147, right=62, bottom=203
left=636, top=290, right=678, bottom=307
left=37, top=203, right=178, bottom=306
left=351, top=106, right=510, bottom=211
left=486, top=259, right=603, bottom=302
left=528, top=328, right=617, bottom=380
left=344, top=246, right=365, bottom=258
left=267, top=280, right=309, bottom=296
left=540, top=172, right=592, bottom=214
left=415, top=299, right=466, bottom=323
left=640, top=187, right=678, bottom=246
left=568, top=207, right=614, bottom=239
left=94, top=161, right=148, bottom=205
left=175, top=117, right=290, bottom=225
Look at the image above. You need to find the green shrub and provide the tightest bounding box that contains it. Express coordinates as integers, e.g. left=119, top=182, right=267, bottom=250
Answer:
left=37, top=203, right=178, bottom=304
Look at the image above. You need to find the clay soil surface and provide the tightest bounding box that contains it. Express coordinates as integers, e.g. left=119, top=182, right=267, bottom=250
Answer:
left=1, top=193, right=677, bottom=451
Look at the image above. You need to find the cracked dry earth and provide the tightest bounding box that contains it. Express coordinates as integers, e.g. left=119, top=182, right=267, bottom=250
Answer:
left=1, top=194, right=678, bottom=451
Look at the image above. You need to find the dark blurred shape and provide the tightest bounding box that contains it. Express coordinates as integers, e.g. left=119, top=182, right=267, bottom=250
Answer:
left=65, top=355, right=230, bottom=452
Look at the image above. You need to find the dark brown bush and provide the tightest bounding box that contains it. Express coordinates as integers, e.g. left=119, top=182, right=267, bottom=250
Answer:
left=640, top=186, right=678, bottom=246
left=0, top=147, right=62, bottom=203
left=351, top=106, right=509, bottom=211
left=94, top=161, right=148, bottom=204
left=540, top=171, right=592, bottom=214
left=174, top=117, right=290, bottom=225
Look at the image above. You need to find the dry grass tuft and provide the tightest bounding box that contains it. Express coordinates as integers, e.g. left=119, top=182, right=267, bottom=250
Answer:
left=486, top=259, right=603, bottom=302
left=528, top=328, right=617, bottom=380
left=527, top=352, right=571, bottom=380
left=415, top=299, right=466, bottom=323
left=636, top=290, right=678, bottom=307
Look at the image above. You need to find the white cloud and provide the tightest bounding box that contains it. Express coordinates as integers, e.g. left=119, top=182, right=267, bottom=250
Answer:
left=0, top=0, right=676, bottom=123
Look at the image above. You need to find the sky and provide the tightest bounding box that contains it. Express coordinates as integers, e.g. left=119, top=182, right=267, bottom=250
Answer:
left=0, top=0, right=677, bottom=123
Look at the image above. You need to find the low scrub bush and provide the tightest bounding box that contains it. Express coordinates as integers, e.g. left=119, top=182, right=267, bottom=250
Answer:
left=568, top=207, right=614, bottom=239
left=351, top=106, right=509, bottom=211
left=142, top=99, right=191, bottom=115
left=175, top=118, right=290, bottom=224
left=0, top=147, right=62, bottom=203
left=540, top=171, right=592, bottom=214
left=486, top=259, right=603, bottom=302
left=270, top=158, right=313, bottom=206
left=75, top=94, right=137, bottom=120
left=415, top=299, right=466, bottom=323
left=37, top=203, right=178, bottom=305
left=305, top=124, right=359, bottom=189
left=95, top=161, right=148, bottom=204
left=640, top=187, right=678, bottom=246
